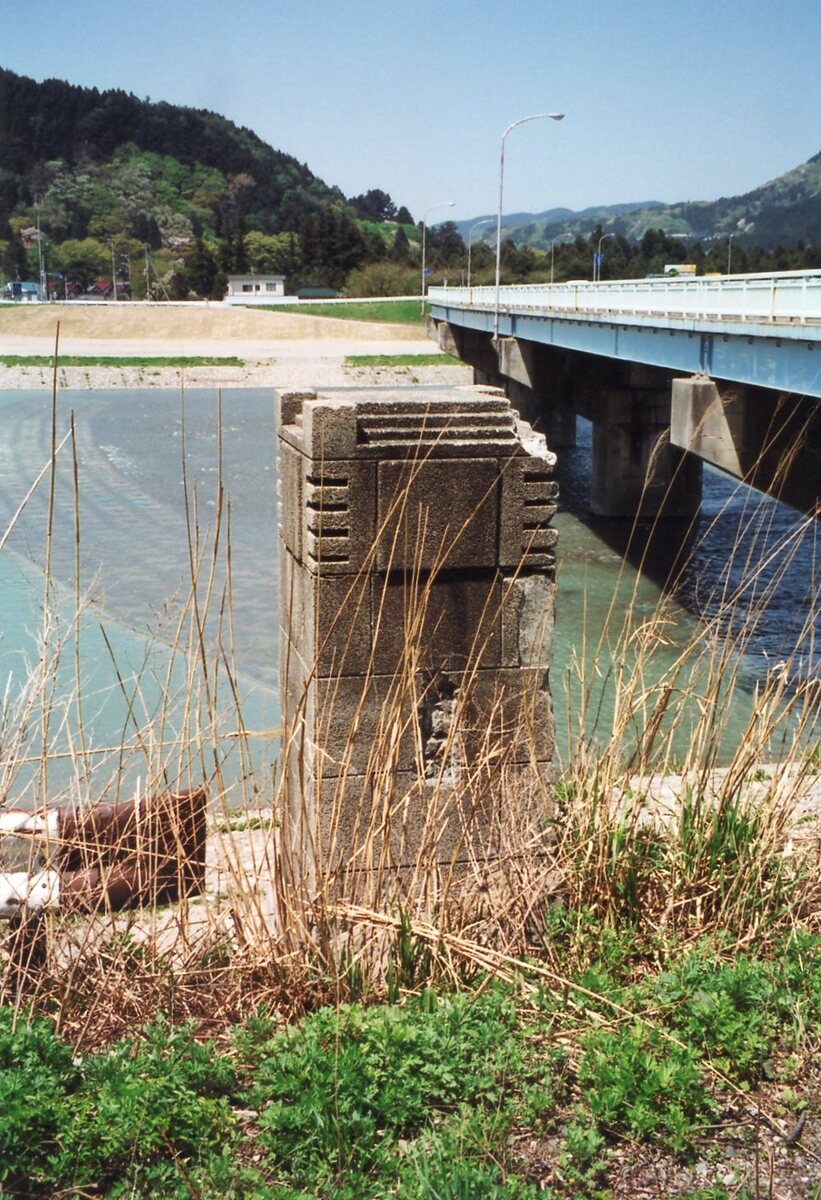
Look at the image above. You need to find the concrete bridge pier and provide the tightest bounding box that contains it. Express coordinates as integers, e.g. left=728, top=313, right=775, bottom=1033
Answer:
left=435, top=319, right=500, bottom=385
left=435, top=321, right=704, bottom=519
left=494, top=336, right=577, bottom=448
left=671, top=376, right=821, bottom=517
left=582, top=363, right=703, bottom=519
left=497, top=342, right=704, bottom=519
left=435, top=323, right=577, bottom=447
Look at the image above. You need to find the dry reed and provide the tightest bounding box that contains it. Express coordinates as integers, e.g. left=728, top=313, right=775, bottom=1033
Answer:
left=0, top=366, right=817, bottom=1048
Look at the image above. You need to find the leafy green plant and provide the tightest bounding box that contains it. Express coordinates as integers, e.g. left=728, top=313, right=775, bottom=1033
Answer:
left=655, top=953, right=783, bottom=1083
left=558, top=1112, right=608, bottom=1195
left=398, top=1113, right=541, bottom=1199
left=0, top=1008, right=79, bottom=1191
left=52, top=1019, right=237, bottom=1196
left=654, top=936, right=821, bottom=1086
left=578, top=1022, right=716, bottom=1151
left=244, top=988, right=553, bottom=1197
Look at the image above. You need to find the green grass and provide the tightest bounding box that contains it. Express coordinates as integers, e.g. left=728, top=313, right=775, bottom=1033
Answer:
left=343, top=352, right=460, bottom=368
left=3, top=928, right=820, bottom=1197
left=0, top=354, right=245, bottom=368
left=263, top=299, right=423, bottom=324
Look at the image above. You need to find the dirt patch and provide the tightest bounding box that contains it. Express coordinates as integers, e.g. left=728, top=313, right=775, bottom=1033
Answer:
left=0, top=302, right=424, bottom=343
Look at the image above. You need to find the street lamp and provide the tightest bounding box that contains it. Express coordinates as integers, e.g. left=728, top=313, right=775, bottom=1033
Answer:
left=727, top=232, right=735, bottom=276
left=421, top=200, right=455, bottom=314
left=467, top=217, right=494, bottom=288
left=494, top=111, right=564, bottom=338
left=594, top=232, right=613, bottom=283
left=550, top=232, right=573, bottom=285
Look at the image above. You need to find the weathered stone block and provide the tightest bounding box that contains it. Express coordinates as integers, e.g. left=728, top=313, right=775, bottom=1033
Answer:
left=453, top=667, right=555, bottom=766
left=280, top=545, right=373, bottom=677
left=369, top=574, right=502, bottom=675
left=376, top=458, right=499, bottom=571
left=277, top=441, right=304, bottom=562
left=277, top=386, right=558, bottom=887
left=499, top=453, right=559, bottom=571
left=353, top=390, right=521, bottom=459
left=290, top=672, right=421, bottom=781
left=302, top=459, right=378, bottom=576
left=303, top=398, right=361, bottom=460
left=501, top=574, right=556, bottom=669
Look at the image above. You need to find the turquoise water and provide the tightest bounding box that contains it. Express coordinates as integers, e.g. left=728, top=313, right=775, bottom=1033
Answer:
left=0, top=388, right=816, bottom=805
left=0, top=388, right=279, bottom=806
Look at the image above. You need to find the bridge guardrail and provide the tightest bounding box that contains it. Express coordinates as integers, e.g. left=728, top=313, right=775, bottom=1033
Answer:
left=428, top=269, right=821, bottom=326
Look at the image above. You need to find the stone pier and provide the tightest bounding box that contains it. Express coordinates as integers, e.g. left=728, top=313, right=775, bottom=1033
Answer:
left=277, top=385, right=558, bottom=892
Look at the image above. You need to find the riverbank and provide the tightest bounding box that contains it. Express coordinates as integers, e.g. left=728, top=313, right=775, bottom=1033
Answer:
left=0, top=356, right=472, bottom=390
left=0, top=301, right=471, bottom=390
left=7, top=757, right=818, bottom=1200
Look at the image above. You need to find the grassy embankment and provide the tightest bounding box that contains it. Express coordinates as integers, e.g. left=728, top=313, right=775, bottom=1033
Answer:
left=0, top=371, right=818, bottom=1198
left=263, top=299, right=424, bottom=325
left=0, top=355, right=245, bottom=368
left=344, top=353, right=460, bottom=368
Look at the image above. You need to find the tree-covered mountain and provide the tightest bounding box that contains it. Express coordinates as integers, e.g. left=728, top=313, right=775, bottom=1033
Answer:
left=460, top=152, right=821, bottom=252
left=0, top=67, right=419, bottom=297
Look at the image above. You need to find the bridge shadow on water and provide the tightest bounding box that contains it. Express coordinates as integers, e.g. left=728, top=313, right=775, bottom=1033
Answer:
left=554, top=418, right=819, bottom=696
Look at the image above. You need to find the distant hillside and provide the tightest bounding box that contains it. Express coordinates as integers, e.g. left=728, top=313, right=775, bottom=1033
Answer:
left=0, top=67, right=348, bottom=219
left=0, top=68, right=417, bottom=296
left=462, top=155, right=821, bottom=250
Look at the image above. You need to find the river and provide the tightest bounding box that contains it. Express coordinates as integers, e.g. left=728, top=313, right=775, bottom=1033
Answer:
left=0, top=387, right=816, bottom=806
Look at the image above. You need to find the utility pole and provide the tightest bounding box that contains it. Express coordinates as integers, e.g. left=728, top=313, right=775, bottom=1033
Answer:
left=111, top=242, right=118, bottom=301
left=36, top=210, right=46, bottom=301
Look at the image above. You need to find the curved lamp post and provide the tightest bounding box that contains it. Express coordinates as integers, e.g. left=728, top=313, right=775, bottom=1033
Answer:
left=594, top=232, right=613, bottom=283
left=421, top=200, right=455, bottom=314
left=494, top=111, right=564, bottom=339
left=467, top=217, right=494, bottom=288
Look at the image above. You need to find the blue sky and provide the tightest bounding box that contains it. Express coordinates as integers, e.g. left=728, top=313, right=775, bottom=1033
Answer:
left=3, top=0, right=819, bottom=223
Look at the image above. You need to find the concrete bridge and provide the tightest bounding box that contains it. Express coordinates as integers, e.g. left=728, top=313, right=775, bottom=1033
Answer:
left=428, top=270, right=821, bottom=518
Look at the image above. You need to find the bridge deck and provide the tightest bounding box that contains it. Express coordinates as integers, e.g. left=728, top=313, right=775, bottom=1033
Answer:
left=429, top=270, right=821, bottom=398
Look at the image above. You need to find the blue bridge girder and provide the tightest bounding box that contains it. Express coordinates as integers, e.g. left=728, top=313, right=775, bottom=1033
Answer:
left=428, top=272, right=821, bottom=519
left=428, top=271, right=821, bottom=398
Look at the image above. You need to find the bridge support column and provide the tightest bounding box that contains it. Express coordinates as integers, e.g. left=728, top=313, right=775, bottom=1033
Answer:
left=588, top=367, right=703, bottom=519
left=434, top=320, right=500, bottom=382
left=671, top=376, right=820, bottom=516
left=496, top=337, right=577, bottom=448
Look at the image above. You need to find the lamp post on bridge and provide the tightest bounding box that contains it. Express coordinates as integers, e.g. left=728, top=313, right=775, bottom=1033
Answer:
left=494, top=111, right=564, bottom=340
left=467, top=217, right=494, bottom=288
left=421, top=200, right=455, bottom=315
left=727, top=232, right=735, bottom=276
left=594, top=232, right=612, bottom=283
left=550, top=231, right=573, bottom=285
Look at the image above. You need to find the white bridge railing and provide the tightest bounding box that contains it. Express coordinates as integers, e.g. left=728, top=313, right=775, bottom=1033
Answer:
left=428, top=269, right=821, bottom=326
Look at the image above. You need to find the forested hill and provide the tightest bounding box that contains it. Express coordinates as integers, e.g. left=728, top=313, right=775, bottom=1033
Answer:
left=0, top=67, right=417, bottom=297
left=0, top=67, right=340, bottom=219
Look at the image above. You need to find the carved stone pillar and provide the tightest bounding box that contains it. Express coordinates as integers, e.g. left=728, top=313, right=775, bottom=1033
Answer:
left=277, top=386, right=558, bottom=892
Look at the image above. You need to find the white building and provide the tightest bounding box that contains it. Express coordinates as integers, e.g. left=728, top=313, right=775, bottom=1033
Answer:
left=224, top=274, right=286, bottom=305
